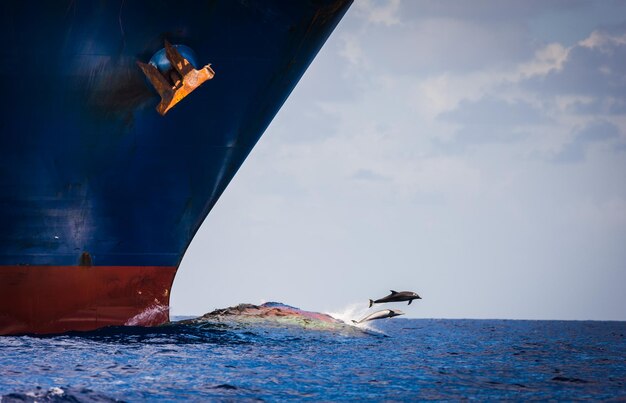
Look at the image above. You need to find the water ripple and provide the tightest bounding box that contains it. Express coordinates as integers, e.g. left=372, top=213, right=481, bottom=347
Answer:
left=1, top=313, right=625, bottom=400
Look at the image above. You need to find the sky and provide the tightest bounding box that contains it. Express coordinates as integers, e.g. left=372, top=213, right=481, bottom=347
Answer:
left=172, top=0, right=626, bottom=321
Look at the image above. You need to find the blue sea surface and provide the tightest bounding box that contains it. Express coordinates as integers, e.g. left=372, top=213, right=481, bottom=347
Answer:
left=1, top=310, right=625, bottom=401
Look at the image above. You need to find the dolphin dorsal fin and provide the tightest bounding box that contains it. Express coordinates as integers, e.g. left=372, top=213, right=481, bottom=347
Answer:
left=390, top=290, right=398, bottom=294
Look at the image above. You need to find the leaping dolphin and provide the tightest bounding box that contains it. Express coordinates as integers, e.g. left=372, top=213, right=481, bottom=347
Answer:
left=352, top=309, right=404, bottom=324
left=369, top=290, right=421, bottom=308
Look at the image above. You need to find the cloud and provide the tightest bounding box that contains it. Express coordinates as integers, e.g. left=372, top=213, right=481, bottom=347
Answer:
left=515, top=43, right=569, bottom=79
left=567, top=97, right=626, bottom=115
left=568, top=198, right=626, bottom=228
left=437, top=96, right=550, bottom=145
left=269, top=103, right=340, bottom=145
left=338, top=34, right=366, bottom=66
left=553, top=120, right=621, bottom=163
left=351, top=169, right=388, bottom=182
left=577, top=119, right=621, bottom=142
left=398, top=0, right=589, bottom=23
left=524, top=29, right=626, bottom=98
left=356, top=18, right=534, bottom=76
left=344, top=1, right=568, bottom=78
left=355, top=0, right=401, bottom=26
left=399, top=41, right=569, bottom=130
left=579, top=30, right=626, bottom=49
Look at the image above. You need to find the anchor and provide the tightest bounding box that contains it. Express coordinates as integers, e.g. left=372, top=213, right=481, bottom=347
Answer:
left=137, top=41, right=215, bottom=116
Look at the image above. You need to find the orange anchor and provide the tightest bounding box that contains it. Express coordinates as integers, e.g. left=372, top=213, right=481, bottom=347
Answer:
left=137, top=41, right=215, bottom=116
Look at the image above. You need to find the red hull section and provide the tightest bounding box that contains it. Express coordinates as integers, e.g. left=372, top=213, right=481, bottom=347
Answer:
left=0, top=266, right=177, bottom=335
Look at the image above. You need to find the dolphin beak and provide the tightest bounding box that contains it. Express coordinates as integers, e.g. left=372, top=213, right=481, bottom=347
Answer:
left=417, top=296, right=422, bottom=299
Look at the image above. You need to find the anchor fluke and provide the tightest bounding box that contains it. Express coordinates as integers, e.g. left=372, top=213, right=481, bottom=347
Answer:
left=138, top=41, right=215, bottom=116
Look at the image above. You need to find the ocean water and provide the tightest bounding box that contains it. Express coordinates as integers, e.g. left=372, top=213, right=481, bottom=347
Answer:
left=1, top=305, right=625, bottom=401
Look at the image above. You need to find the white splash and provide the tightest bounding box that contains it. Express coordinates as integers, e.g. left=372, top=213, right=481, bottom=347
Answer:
left=26, top=387, right=64, bottom=399
left=326, top=302, right=370, bottom=325
left=48, top=387, right=65, bottom=396
left=326, top=302, right=390, bottom=335
left=124, top=304, right=168, bottom=326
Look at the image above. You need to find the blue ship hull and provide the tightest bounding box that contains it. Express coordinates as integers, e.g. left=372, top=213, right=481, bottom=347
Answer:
left=0, top=0, right=351, bottom=334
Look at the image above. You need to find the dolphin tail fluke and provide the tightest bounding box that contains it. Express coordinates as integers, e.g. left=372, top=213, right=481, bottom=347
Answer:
left=369, top=299, right=374, bottom=308
left=408, top=299, right=412, bottom=305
